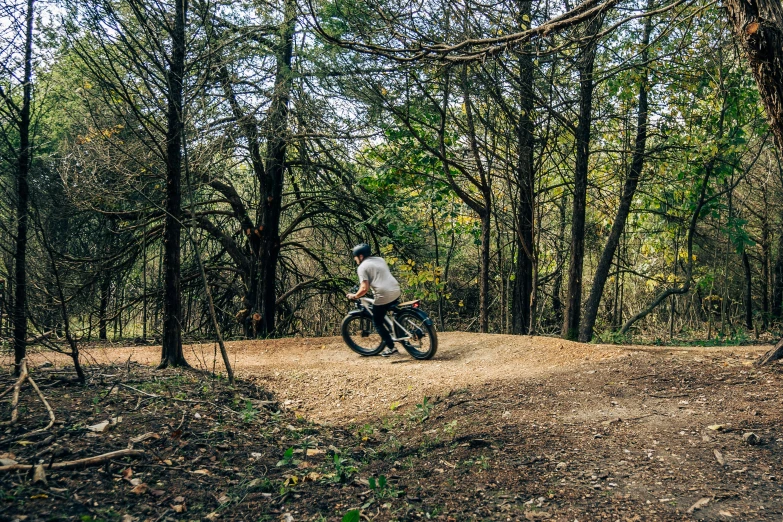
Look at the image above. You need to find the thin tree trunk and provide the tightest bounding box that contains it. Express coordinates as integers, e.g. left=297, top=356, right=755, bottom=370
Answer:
left=254, top=0, right=296, bottom=337
left=511, top=0, right=536, bottom=335
left=99, top=275, right=109, bottom=341
left=773, top=225, right=783, bottom=319
left=160, top=0, right=188, bottom=368
left=761, top=192, right=770, bottom=329
left=743, top=249, right=753, bottom=330
left=579, top=4, right=651, bottom=342
left=12, top=0, right=34, bottom=375
left=563, top=13, right=603, bottom=340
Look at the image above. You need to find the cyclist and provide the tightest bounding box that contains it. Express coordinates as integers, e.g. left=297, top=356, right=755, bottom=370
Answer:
left=345, top=243, right=402, bottom=357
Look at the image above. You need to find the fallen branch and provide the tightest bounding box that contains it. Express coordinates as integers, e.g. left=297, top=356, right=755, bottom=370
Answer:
left=0, top=449, right=145, bottom=472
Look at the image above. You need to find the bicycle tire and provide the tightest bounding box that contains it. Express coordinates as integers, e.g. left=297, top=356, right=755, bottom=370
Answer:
left=341, top=314, right=385, bottom=356
left=395, top=310, right=437, bottom=360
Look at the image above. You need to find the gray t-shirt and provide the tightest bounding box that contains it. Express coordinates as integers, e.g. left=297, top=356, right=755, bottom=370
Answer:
left=357, top=257, right=401, bottom=305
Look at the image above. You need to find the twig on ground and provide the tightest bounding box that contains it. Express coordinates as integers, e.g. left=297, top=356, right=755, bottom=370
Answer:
left=0, top=449, right=145, bottom=472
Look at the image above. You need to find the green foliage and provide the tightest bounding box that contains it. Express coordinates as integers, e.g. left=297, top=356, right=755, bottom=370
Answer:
left=410, top=396, right=434, bottom=423
left=341, top=510, right=360, bottom=522
left=276, top=447, right=297, bottom=467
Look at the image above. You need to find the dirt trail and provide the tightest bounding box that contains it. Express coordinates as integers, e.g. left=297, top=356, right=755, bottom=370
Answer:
left=25, top=332, right=766, bottom=424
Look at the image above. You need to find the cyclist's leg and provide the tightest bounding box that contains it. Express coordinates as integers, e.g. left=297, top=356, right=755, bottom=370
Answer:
left=371, top=302, right=394, bottom=349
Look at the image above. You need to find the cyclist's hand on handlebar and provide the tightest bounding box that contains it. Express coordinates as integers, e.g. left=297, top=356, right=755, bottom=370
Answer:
left=346, top=292, right=356, bottom=300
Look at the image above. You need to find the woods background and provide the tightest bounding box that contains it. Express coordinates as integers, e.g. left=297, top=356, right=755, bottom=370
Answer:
left=2, top=0, right=782, bottom=369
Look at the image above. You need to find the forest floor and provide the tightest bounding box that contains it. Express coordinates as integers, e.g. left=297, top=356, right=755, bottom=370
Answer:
left=1, top=333, right=782, bottom=521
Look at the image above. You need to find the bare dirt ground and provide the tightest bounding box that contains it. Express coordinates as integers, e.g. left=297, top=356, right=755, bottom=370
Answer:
left=3, top=333, right=783, bottom=521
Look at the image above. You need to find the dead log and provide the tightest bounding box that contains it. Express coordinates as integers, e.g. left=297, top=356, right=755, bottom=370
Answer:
left=0, top=449, right=145, bottom=472
left=756, top=338, right=783, bottom=365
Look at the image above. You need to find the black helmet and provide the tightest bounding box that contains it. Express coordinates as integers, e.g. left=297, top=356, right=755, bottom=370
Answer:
left=351, top=243, right=371, bottom=258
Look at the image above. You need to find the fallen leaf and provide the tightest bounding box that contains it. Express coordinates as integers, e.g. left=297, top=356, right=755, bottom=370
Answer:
left=87, top=421, right=111, bottom=433
left=718, top=510, right=733, bottom=517
left=707, top=424, right=725, bottom=431
left=129, top=478, right=143, bottom=486
left=172, top=504, right=186, bottom=513
left=121, top=468, right=133, bottom=480
left=193, top=469, right=210, bottom=475
left=205, top=512, right=220, bottom=520
left=306, top=448, right=324, bottom=456
left=162, top=459, right=173, bottom=466
left=150, top=489, right=165, bottom=497
left=120, top=515, right=134, bottom=522
left=173, top=496, right=185, bottom=503
left=687, top=497, right=711, bottom=514
left=130, top=484, right=148, bottom=495
left=714, top=449, right=725, bottom=466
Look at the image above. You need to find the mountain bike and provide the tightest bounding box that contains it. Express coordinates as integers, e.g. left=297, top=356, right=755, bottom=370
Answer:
left=341, top=293, right=438, bottom=360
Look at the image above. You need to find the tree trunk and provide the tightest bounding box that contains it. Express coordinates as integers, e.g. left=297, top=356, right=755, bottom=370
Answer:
left=725, top=0, right=783, bottom=151
left=99, top=275, right=109, bottom=340
left=579, top=6, right=651, bottom=342
left=761, top=199, right=770, bottom=329
left=479, top=212, right=491, bottom=332
left=12, top=0, right=34, bottom=374
left=160, top=0, right=188, bottom=368
left=563, top=13, right=603, bottom=340
left=511, top=0, right=536, bottom=335
left=742, top=249, right=753, bottom=331
left=252, top=0, right=296, bottom=337
left=773, top=214, right=783, bottom=318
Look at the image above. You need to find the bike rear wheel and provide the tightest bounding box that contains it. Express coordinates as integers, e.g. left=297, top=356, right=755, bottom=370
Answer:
left=341, top=314, right=385, bottom=356
left=395, top=310, right=437, bottom=360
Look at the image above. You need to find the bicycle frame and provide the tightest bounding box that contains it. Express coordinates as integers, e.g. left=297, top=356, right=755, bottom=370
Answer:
left=350, top=297, right=417, bottom=342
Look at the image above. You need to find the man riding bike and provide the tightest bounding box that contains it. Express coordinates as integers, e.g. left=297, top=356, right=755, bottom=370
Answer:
left=345, top=243, right=404, bottom=357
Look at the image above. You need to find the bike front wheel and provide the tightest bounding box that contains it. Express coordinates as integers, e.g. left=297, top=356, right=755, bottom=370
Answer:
left=341, top=314, right=385, bottom=356
left=395, top=311, right=437, bottom=360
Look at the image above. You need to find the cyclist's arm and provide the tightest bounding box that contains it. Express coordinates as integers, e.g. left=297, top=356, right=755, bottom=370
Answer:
left=347, top=280, right=370, bottom=300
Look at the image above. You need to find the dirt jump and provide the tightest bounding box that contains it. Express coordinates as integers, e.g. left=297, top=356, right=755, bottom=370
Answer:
left=10, top=333, right=783, bottom=521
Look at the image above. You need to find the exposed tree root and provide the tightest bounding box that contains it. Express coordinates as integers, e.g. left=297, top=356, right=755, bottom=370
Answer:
left=0, top=359, right=56, bottom=434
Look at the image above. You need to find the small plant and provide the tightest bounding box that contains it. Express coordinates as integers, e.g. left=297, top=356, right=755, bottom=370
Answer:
left=342, top=510, right=360, bottom=522
left=476, top=455, right=490, bottom=470
left=410, top=396, right=434, bottom=423
left=357, top=424, right=374, bottom=440
left=443, top=420, right=458, bottom=437
left=330, top=453, right=357, bottom=483
left=276, top=447, right=297, bottom=467
left=241, top=401, right=258, bottom=423
left=369, top=475, right=401, bottom=499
